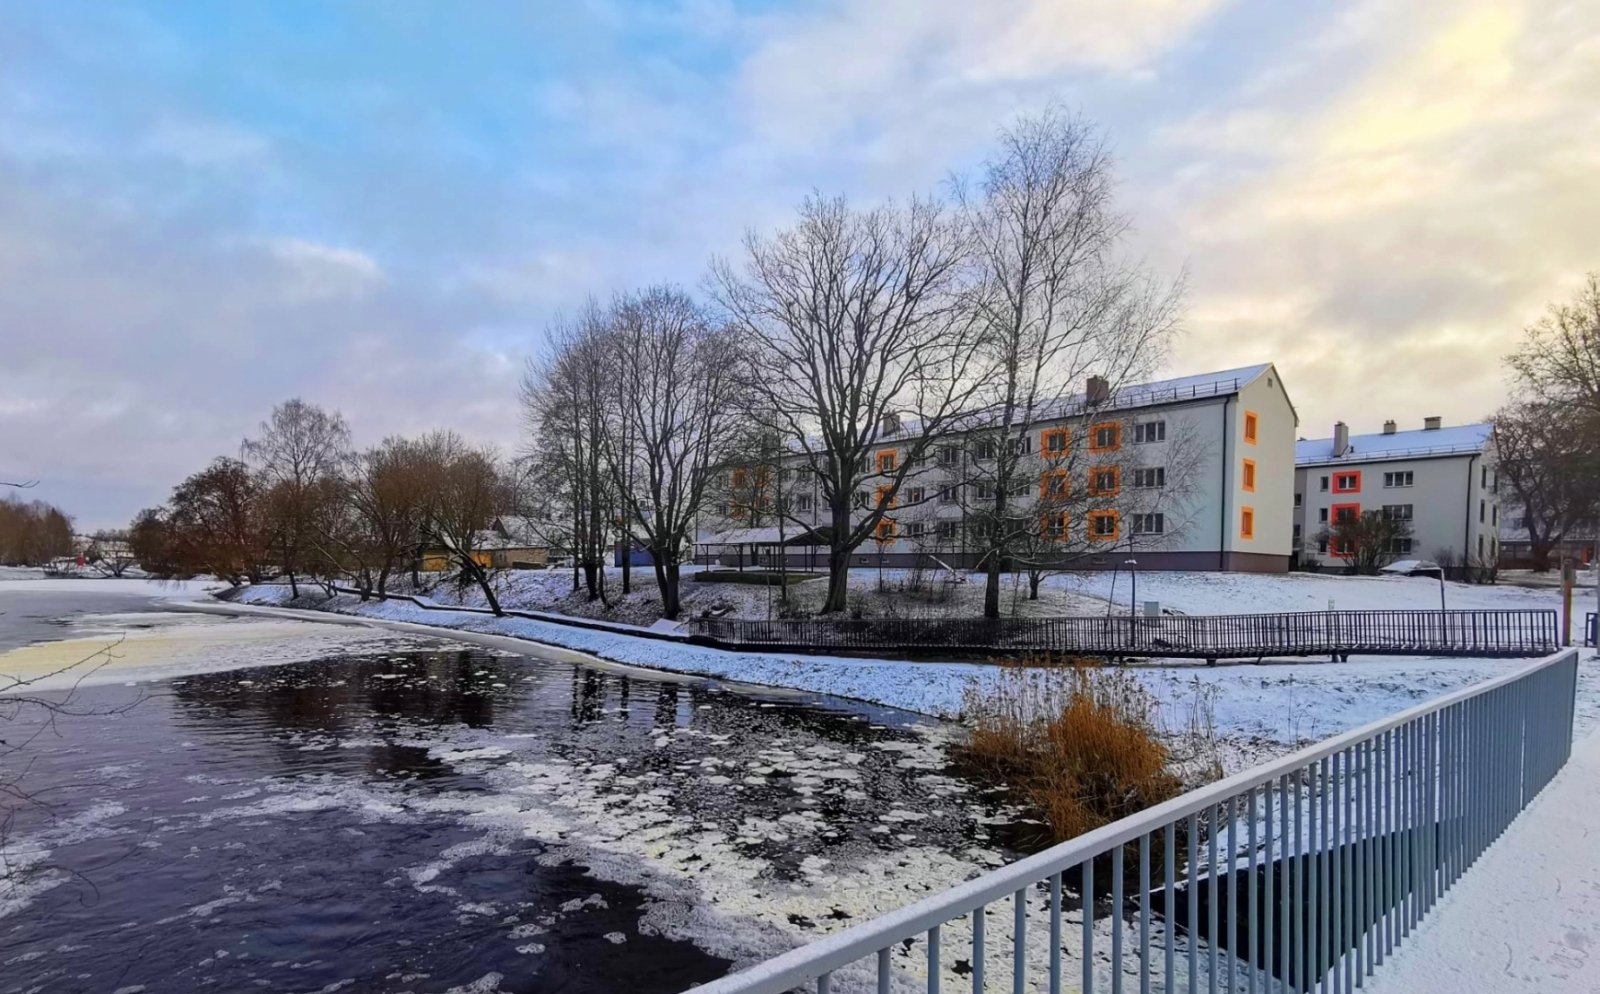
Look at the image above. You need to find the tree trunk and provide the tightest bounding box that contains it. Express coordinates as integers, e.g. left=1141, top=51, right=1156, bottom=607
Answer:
left=377, top=564, right=391, bottom=597
left=1530, top=541, right=1552, bottom=572
left=984, top=555, right=1002, bottom=618
left=822, top=549, right=851, bottom=614
left=288, top=570, right=299, bottom=599
left=467, top=561, right=503, bottom=616
left=621, top=537, right=631, bottom=595
left=1029, top=572, right=1042, bottom=599
left=656, top=554, right=681, bottom=621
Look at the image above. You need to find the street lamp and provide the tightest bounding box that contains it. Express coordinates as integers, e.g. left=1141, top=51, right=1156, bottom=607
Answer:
left=1125, top=559, right=1139, bottom=619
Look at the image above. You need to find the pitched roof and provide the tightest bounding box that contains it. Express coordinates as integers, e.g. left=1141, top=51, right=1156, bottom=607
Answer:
left=1296, top=423, right=1493, bottom=466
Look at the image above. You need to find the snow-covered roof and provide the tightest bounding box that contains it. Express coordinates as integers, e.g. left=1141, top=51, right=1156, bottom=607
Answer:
left=1296, top=423, right=1493, bottom=467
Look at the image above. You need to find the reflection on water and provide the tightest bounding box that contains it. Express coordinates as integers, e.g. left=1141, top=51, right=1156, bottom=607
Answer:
left=1, top=642, right=1009, bottom=994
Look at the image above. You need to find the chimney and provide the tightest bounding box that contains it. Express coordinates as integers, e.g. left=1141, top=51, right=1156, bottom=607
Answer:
left=1423, top=416, right=1442, bottom=431
left=880, top=411, right=901, bottom=436
left=1333, top=421, right=1350, bottom=457
left=1382, top=420, right=1397, bottom=435
left=1086, top=375, right=1111, bottom=406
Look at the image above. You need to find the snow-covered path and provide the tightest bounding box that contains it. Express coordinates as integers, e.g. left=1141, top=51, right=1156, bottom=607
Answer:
left=1367, top=724, right=1600, bottom=993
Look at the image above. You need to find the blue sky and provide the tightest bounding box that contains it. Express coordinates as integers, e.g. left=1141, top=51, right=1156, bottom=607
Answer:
left=3, top=0, right=1596, bottom=527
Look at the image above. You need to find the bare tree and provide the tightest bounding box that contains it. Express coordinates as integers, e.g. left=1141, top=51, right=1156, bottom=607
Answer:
left=1507, top=272, right=1600, bottom=416
left=523, top=308, right=617, bottom=605
left=414, top=431, right=507, bottom=615
left=85, top=530, right=138, bottom=577
left=598, top=287, right=746, bottom=619
left=341, top=436, right=431, bottom=597
left=160, top=458, right=266, bottom=584
left=711, top=193, right=985, bottom=613
left=1320, top=508, right=1414, bottom=574
left=243, top=399, right=351, bottom=598
left=0, top=497, right=74, bottom=566
left=954, top=105, right=1185, bottom=617
left=1492, top=398, right=1598, bottom=571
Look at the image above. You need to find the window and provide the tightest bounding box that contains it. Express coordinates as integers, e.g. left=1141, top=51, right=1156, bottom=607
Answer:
left=1320, top=475, right=1330, bottom=492
left=1240, top=506, right=1255, bottom=540
left=1381, top=504, right=1413, bottom=520
left=938, top=487, right=958, bottom=505
left=874, top=519, right=896, bottom=542
left=1479, top=500, right=1485, bottom=524
left=853, top=490, right=870, bottom=509
left=935, top=520, right=959, bottom=542
left=1011, top=436, right=1031, bottom=456
left=1089, top=510, right=1120, bottom=541
left=1134, top=421, right=1166, bottom=444
left=1131, top=513, right=1165, bottom=535
left=938, top=445, right=961, bottom=466
left=1319, top=507, right=1329, bottom=523
left=1242, top=458, right=1257, bottom=492
left=904, top=521, right=927, bottom=540
left=1492, top=505, right=1498, bottom=526
left=1318, top=536, right=1329, bottom=553
left=1481, top=466, right=1488, bottom=488
left=1243, top=411, right=1259, bottom=444
left=1332, top=503, right=1360, bottom=525
left=794, top=494, right=814, bottom=514
left=1389, top=537, right=1414, bottom=555
left=1293, top=523, right=1302, bottom=542
left=905, top=487, right=925, bottom=505
left=1294, top=492, right=1303, bottom=508
left=716, top=501, right=730, bottom=518
left=1041, top=427, right=1071, bottom=456
left=973, top=437, right=997, bottom=461
left=876, top=485, right=896, bottom=509
left=976, top=482, right=996, bottom=500
left=1008, top=478, right=1030, bottom=498
left=1133, top=467, right=1166, bottom=489
left=1333, top=472, right=1361, bottom=494
left=856, top=456, right=869, bottom=474
left=1040, top=470, right=1069, bottom=500
left=1383, top=471, right=1414, bottom=488
left=1478, top=535, right=1485, bottom=559
left=1089, top=466, right=1120, bottom=496
left=1492, top=537, right=1498, bottom=558
left=1042, top=512, right=1069, bottom=540
left=876, top=450, right=897, bottom=474
left=731, top=468, right=748, bottom=490
left=1089, top=422, right=1121, bottom=453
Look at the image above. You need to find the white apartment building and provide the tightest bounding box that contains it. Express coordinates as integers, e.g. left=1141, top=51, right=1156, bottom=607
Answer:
left=697, top=363, right=1299, bottom=573
left=1294, top=419, right=1501, bottom=568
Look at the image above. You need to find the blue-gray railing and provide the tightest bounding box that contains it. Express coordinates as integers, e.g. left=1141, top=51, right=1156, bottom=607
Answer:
left=688, top=648, right=1580, bottom=994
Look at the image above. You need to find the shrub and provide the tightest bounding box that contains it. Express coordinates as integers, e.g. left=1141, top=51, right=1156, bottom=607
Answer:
left=958, top=656, right=1205, bottom=845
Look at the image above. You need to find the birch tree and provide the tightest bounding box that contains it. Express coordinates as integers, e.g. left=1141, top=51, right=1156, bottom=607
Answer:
left=956, top=105, right=1185, bottom=618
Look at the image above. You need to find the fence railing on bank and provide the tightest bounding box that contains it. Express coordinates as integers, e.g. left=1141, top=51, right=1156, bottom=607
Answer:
left=687, top=609, right=1559, bottom=661
left=686, top=648, right=1580, bottom=994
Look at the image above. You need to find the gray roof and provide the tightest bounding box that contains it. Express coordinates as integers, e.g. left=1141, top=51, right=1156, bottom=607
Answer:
left=1296, top=423, right=1493, bottom=467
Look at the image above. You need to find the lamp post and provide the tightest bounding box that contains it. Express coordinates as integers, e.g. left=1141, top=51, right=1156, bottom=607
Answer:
left=1125, top=559, right=1139, bottom=619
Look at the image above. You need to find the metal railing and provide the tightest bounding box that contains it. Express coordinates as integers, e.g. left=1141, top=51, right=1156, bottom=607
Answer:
left=687, top=648, right=1580, bottom=994
left=688, top=609, right=1559, bottom=661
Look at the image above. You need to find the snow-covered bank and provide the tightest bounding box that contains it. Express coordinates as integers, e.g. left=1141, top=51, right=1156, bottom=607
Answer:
left=226, top=586, right=1600, bottom=753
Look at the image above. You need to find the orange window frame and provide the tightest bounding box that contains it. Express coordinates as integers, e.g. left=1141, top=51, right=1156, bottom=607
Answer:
left=1040, top=427, right=1071, bottom=458
left=1089, top=421, right=1121, bottom=453
left=1242, top=458, right=1257, bottom=492
left=876, top=450, right=897, bottom=474
left=1244, top=410, right=1259, bottom=445
left=875, top=484, right=897, bottom=509
left=874, top=518, right=897, bottom=542
left=731, top=468, right=748, bottom=490
left=1088, top=509, right=1120, bottom=542
left=1089, top=465, right=1121, bottom=497
left=1333, top=470, right=1361, bottom=494
left=1241, top=506, right=1255, bottom=540
left=1041, top=512, right=1069, bottom=541
left=1040, top=469, right=1070, bottom=500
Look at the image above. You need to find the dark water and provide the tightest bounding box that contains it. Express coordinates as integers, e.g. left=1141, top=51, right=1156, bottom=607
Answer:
left=0, top=588, right=166, bottom=653
left=2, top=632, right=1007, bottom=994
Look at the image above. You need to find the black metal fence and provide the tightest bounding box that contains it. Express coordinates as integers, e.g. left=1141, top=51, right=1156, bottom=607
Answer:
left=687, top=609, right=1560, bottom=661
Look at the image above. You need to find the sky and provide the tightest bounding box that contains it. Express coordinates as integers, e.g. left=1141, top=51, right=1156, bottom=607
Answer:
left=1, top=0, right=1596, bottom=530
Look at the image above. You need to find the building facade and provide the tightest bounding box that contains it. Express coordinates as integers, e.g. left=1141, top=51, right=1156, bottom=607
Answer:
left=1294, top=419, right=1501, bottom=568
left=697, top=363, right=1299, bottom=573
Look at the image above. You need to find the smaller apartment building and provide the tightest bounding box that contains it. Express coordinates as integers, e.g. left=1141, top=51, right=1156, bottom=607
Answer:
left=1294, top=419, right=1501, bottom=568
left=698, top=363, right=1300, bottom=573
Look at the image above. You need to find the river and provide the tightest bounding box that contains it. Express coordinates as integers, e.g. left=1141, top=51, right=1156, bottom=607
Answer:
left=0, top=583, right=1016, bottom=994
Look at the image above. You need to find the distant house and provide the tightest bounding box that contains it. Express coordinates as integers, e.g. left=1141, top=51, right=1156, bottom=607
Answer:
left=1294, top=418, right=1500, bottom=568
left=420, top=515, right=553, bottom=572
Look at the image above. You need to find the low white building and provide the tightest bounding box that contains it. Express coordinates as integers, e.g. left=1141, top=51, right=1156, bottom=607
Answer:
left=698, top=363, right=1299, bottom=573
left=1294, top=419, right=1501, bottom=568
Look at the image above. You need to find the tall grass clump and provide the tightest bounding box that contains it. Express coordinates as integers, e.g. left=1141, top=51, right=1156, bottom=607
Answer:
left=958, top=656, right=1215, bottom=845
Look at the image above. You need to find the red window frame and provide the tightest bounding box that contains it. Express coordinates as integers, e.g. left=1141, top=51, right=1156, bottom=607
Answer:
left=1332, top=470, right=1361, bottom=494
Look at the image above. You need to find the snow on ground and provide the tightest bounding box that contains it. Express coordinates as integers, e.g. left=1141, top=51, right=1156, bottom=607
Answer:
left=227, top=585, right=1600, bottom=765
left=387, top=565, right=1110, bottom=626
left=1366, top=726, right=1600, bottom=994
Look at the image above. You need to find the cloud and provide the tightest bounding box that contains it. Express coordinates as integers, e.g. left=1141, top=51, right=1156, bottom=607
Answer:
left=1154, top=0, right=1600, bottom=435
